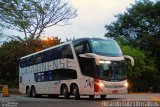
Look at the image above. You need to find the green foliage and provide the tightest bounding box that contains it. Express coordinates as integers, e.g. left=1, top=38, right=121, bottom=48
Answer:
left=115, top=36, right=159, bottom=92
left=122, top=44, right=157, bottom=77
left=0, top=37, right=61, bottom=88
left=122, top=46, right=144, bottom=77
left=105, top=0, right=160, bottom=55
left=27, top=36, right=61, bottom=52
left=0, top=40, right=26, bottom=87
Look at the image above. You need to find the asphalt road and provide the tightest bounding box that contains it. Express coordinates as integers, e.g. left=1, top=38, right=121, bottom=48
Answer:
left=0, top=93, right=160, bottom=107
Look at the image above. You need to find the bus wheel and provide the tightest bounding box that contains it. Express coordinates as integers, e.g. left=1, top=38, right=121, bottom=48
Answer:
left=62, top=85, right=69, bottom=99
left=31, top=87, right=37, bottom=97
left=73, top=85, right=80, bottom=100
left=89, top=95, right=94, bottom=99
left=26, top=88, right=31, bottom=97
left=26, top=87, right=32, bottom=97
left=100, top=95, right=106, bottom=99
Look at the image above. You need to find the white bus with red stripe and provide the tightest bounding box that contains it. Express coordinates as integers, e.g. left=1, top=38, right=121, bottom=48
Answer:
left=19, top=37, right=134, bottom=99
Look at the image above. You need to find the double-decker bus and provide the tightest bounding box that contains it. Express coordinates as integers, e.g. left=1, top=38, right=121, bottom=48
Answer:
left=19, top=37, right=134, bottom=99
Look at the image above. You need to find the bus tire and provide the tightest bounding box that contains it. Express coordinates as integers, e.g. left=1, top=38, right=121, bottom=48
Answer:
left=73, top=84, right=80, bottom=100
left=89, top=95, right=94, bottom=99
left=100, top=95, right=106, bottom=99
left=62, top=85, right=70, bottom=99
left=26, top=86, right=31, bottom=97
left=31, top=86, right=37, bottom=98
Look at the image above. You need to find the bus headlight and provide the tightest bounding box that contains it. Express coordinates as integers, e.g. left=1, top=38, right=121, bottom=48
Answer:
left=98, top=83, right=104, bottom=87
left=124, top=82, right=128, bottom=87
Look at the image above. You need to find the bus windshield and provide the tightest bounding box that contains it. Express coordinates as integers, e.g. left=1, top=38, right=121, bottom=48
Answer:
left=90, top=39, right=123, bottom=57
left=96, top=61, right=126, bottom=81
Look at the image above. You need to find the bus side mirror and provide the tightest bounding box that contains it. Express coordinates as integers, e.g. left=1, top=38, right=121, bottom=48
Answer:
left=124, top=55, right=135, bottom=66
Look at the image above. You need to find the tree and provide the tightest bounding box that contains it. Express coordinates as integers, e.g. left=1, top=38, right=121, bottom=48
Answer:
left=105, top=0, right=160, bottom=53
left=116, top=36, right=159, bottom=92
left=0, top=0, right=77, bottom=43
left=28, top=36, right=61, bottom=52
left=0, top=29, right=3, bottom=43
left=0, top=40, right=27, bottom=87
left=105, top=0, right=160, bottom=78
left=0, top=36, right=61, bottom=87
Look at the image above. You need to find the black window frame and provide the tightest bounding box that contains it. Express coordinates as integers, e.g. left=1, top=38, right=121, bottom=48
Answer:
left=73, top=39, right=92, bottom=55
left=61, top=44, right=74, bottom=59
left=34, top=69, right=77, bottom=82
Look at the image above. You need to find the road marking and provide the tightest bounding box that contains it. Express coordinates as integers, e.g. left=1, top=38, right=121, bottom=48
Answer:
left=151, top=96, right=160, bottom=101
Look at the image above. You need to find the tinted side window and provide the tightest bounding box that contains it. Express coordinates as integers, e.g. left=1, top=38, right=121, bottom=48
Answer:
left=20, top=56, right=34, bottom=67
left=28, top=56, right=35, bottom=66
left=20, top=44, right=73, bottom=67
left=53, top=69, right=77, bottom=80
left=44, top=71, right=54, bottom=81
left=34, top=72, right=44, bottom=82
left=35, top=54, right=42, bottom=64
left=42, top=50, right=52, bottom=62
left=52, top=47, right=61, bottom=60
left=41, top=47, right=61, bottom=63
left=80, top=58, right=96, bottom=77
left=34, top=71, right=54, bottom=82
left=74, top=40, right=91, bottom=55
left=34, top=69, right=77, bottom=82
left=61, top=44, right=73, bottom=59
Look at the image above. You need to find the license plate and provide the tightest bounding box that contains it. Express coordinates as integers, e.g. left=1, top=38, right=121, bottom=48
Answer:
left=112, top=90, right=118, bottom=93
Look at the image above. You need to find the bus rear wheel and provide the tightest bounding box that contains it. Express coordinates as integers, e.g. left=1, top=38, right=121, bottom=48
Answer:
left=100, top=95, right=106, bottom=99
left=73, top=85, right=80, bottom=100
left=62, top=85, right=70, bottom=99
left=26, top=87, right=31, bottom=97
left=31, top=87, right=37, bottom=97
left=31, top=86, right=41, bottom=98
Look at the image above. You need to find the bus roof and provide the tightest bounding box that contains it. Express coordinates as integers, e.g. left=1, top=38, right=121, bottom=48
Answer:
left=20, top=37, right=113, bottom=59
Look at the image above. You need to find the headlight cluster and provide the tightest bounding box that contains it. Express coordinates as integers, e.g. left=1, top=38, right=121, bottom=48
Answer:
left=124, top=82, right=128, bottom=87
left=98, top=83, right=105, bottom=87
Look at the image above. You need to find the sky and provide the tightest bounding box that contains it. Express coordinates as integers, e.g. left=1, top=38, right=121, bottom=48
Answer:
left=2, top=0, right=135, bottom=42
left=44, top=0, right=135, bottom=41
